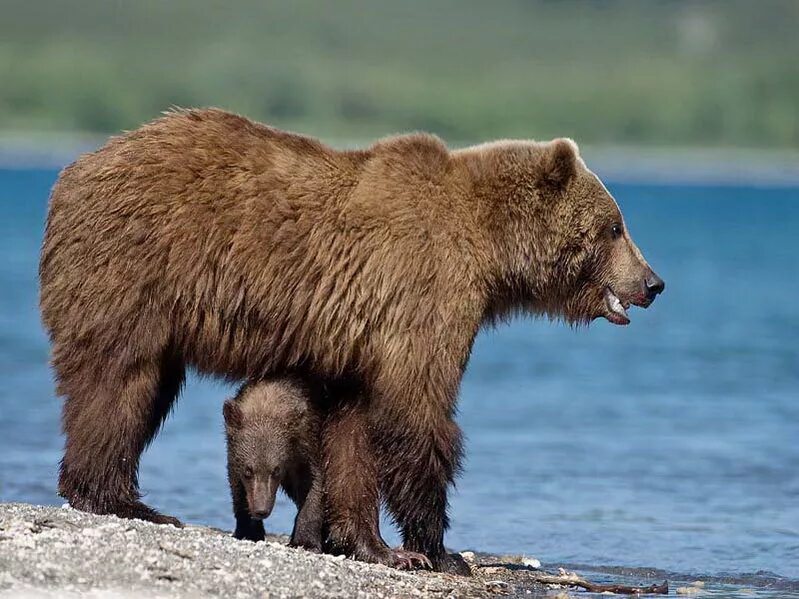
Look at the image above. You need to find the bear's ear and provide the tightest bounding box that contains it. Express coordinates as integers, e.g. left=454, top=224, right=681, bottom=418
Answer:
left=540, top=138, right=579, bottom=190
left=223, top=400, right=244, bottom=431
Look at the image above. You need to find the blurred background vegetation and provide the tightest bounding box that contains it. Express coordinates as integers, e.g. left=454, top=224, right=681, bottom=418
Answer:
left=0, top=0, right=797, bottom=148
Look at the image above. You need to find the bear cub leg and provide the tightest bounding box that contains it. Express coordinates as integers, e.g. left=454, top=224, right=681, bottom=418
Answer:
left=231, top=478, right=266, bottom=542
left=283, top=465, right=324, bottom=553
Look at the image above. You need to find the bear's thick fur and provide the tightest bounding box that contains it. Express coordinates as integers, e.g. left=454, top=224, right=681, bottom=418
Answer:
left=40, top=108, right=662, bottom=573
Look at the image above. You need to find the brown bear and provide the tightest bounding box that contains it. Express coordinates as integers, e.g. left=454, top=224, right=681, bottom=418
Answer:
left=223, top=378, right=324, bottom=549
left=39, top=108, right=663, bottom=574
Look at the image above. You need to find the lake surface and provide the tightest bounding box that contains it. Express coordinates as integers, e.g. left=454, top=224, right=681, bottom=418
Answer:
left=1, top=168, right=797, bottom=596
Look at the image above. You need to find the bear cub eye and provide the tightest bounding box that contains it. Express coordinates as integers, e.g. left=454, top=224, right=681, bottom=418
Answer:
left=243, top=466, right=254, bottom=479
left=610, top=223, right=623, bottom=240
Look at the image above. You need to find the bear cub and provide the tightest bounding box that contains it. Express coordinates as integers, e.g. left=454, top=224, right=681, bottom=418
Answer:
left=223, top=378, right=324, bottom=551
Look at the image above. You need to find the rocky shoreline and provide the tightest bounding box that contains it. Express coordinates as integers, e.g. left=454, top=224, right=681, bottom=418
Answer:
left=0, top=503, right=681, bottom=598
left=0, top=503, right=531, bottom=598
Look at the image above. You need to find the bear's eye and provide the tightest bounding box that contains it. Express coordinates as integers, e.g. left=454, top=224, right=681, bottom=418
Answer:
left=610, top=223, right=623, bottom=240
left=243, top=467, right=254, bottom=479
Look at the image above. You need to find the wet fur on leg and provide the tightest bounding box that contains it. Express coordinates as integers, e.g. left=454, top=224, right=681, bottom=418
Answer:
left=322, top=390, right=391, bottom=564
left=57, top=346, right=185, bottom=526
left=376, top=401, right=468, bottom=574
left=321, top=387, right=432, bottom=570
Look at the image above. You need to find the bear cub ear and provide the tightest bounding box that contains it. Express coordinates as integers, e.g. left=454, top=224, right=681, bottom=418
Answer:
left=540, top=138, right=579, bottom=190
left=223, top=400, right=244, bottom=431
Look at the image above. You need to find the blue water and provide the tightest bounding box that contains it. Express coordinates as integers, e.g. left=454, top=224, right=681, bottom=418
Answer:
left=1, top=168, right=797, bottom=595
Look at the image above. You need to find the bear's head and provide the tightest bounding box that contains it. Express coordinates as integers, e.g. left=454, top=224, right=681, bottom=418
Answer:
left=476, top=138, right=664, bottom=325
left=224, top=382, right=313, bottom=520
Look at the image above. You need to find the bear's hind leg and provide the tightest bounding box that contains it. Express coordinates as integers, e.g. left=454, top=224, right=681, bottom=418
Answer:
left=57, top=347, right=185, bottom=526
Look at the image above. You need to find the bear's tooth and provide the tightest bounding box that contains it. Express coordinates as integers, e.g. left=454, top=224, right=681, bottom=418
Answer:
left=604, top=288, right=628, bottom=318
left=612, top=297, right=628, bottom=318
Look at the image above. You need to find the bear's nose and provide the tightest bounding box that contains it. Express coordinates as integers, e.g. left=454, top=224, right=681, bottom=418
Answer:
left=251, top=510, right=270, bottom=520
left=644, top=272, right=665, bottom=300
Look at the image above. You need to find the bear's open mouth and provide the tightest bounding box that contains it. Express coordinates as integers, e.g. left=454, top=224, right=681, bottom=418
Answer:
left=603, top=287, right=630, bottom=325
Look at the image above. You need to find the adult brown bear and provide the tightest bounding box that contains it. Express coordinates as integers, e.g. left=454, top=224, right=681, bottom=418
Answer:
left=39, top=108, right=663, bottom=574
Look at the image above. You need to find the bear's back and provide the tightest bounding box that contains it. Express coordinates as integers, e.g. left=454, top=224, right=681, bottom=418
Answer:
left=40, top=109, right=484, bottom=386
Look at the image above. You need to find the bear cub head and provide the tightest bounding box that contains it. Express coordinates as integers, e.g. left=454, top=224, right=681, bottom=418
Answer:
left=223, top=379, right=319, bottom=521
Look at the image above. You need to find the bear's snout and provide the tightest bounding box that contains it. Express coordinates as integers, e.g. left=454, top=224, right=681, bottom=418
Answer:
left=643, top=270, right=665, bottom=304
left=247, top=476, right=278, bottom=520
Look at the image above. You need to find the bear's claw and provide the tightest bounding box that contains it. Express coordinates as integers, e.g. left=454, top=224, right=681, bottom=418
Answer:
left=391, top=549, right=433, bottom=570
left=116, top=500, right=183, bottom=528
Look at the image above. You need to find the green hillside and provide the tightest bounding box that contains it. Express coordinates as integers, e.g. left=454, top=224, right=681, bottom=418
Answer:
left=0, top=0, right=797, bottom=147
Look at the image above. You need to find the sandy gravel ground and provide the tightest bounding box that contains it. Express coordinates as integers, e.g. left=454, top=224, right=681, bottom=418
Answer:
left=0, top=503, right=527, bottom=598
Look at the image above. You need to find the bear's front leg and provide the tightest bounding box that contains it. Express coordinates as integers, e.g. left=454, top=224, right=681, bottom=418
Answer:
left=375, top=377, right=472, bottom=576
left=231, top=479, right=265, bottom=542
left=285, top=465, right=324, bottom=553
left=322, top=397, right=387, bottom=561
left=234, top=515, right=266, bottom=542
left=322, top=395, right=430, bottom=569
